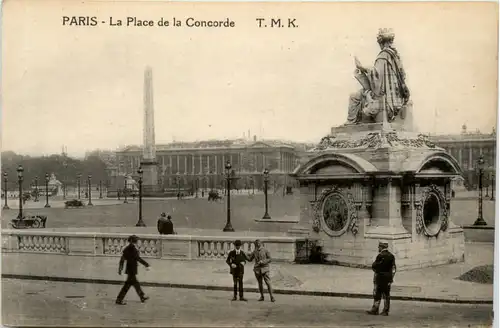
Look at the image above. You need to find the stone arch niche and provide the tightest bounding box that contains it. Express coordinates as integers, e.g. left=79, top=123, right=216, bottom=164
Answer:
left=291, top=153, right=377, bottom=267
left=407, top=152, right=463, bottom=242
left=291, top=147, right=466, bottom=270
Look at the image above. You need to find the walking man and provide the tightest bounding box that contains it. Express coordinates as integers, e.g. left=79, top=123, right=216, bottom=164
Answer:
left=367, top=241, right=396, bottom=316
left=115, top=235, right=151, bottom=305
left=226, top=240, right=248, bottom=301
left=246, top=239, right=275, bottom=302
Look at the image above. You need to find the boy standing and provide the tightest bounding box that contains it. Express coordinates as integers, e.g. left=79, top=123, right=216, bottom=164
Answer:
left=226, top=240, right=247, bottom=301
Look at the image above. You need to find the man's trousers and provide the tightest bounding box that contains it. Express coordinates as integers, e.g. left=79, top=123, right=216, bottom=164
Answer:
left=116, top=274, right=145, bottom=301
left=254, top=270, right=273, bottom=298
left=372, top=281, right=391, bottom=313
left=232, top=274, right=244, bottom=299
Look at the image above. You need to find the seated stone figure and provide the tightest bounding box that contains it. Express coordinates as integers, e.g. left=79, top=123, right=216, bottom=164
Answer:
left=347, top=28, right=411, bottom=124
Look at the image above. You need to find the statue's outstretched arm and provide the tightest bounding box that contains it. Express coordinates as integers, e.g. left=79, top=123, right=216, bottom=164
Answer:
left=354, top=56, right=368, bottom=73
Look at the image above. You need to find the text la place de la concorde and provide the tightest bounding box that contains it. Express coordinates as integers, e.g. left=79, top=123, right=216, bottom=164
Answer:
left=62, top=16, right=299, bottom=28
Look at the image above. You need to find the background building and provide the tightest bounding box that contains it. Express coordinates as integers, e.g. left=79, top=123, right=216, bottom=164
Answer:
left=113, top=137, right=314, bottom=193
left=113, top=125, right=496, bottom=193
left=431, top=124, right=496, bottom=189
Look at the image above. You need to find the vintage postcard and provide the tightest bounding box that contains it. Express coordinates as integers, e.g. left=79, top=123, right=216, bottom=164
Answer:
left=1, top=0, right=498, bottom=327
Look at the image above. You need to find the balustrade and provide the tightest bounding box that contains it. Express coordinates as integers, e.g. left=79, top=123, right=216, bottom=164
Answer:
left=197, top=240, right=256, bottom=259
left=103, top=237, right=160, bottom=257
left=4, top=231, right=303, bottom=262
left=18, top=235, right=67, bottom=253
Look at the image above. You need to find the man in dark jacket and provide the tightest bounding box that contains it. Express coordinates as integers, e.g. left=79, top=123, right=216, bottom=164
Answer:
left=115, top=235, right=151, bottom=305
left=226, top=240, right=247, bottom=301
left=367, top=241, right=396, bottom=316
left=157, top=212, right=168, bottom=234
left=157, top=213, right=175, bottom=235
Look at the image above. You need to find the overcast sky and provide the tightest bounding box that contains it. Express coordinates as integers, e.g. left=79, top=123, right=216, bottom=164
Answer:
left=2, top=1, right=498, bottom=157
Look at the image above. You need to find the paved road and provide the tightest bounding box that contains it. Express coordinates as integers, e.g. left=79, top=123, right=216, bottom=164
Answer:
left=1, top=195, right=301, bottom=232
left=1, top=195, right=495, bottom=230
left=2, top=279, right=493, bottom=327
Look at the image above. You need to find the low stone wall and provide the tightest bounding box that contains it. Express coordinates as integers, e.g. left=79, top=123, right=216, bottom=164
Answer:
left=463, top=226, right=495, bottom=243
left=1, top=230, right=305, bottom=263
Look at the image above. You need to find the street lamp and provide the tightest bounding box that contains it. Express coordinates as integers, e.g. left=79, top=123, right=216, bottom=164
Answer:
left=3, top=172, right=9, bottom=210
left=77, top=174, right=82, bottom=200
left=34, top=176, right=39, bottom=202
left=491, top=172, right=496, bottom=201
left=485, top=169, right=490, bottom=197
left=474, top=155, right=487, bottom=226
left=136, top=167, right=146, bottom=227
left=62, top=161, right=68, bottom=200
left=16, top=165, right=24, bottom=219
left=99, top=180, right=103, bottom=199
left=87, top=175, right=93, bottom=206
left=195, top=178, right=199, bottom=198
left=223, top=161, right=235, bottom=232
left=209, top=170, right=214, bottom=192
left=262, top=168, right=271, bottom=220
left=44, top=173, right=51, bottom=208
left=123, top=177, right=128, bottom=204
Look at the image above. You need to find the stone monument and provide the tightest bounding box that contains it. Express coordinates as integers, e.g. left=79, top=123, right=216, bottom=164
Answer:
left=290, top=29, right=465, bottom=270
left=141, top=66, right=160, bottom=195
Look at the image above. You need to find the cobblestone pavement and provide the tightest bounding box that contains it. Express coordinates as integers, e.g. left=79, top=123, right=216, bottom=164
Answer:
left=2, top=279, right=493, bottom=327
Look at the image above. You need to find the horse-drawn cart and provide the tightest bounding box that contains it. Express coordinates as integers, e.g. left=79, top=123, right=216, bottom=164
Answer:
left=64, top=199, right=85, bottom=209
left=10, top=215, right=47, bottom=229
left=207, top=190, right=223, bottom=202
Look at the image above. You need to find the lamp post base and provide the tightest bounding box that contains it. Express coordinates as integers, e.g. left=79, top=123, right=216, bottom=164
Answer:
left=491, top=196, right=495, bottom=201
left=223, top=222, right=235, bottom=232
left=44, top=204, right=51, bottom=208
left=473, top=217, right=488, bottom=226
left=88, top=202, right=93, bottom=206
left=3, top=205, right=9, bottom=210
left=135, top=219, right=146, bottom=227
left=262, top=212, right=271, bottom=220
left=123, top=200, right=128, bottom=204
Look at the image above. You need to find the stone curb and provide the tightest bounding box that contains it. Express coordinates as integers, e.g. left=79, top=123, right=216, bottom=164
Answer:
left=2, top=274, right=492, bottom=305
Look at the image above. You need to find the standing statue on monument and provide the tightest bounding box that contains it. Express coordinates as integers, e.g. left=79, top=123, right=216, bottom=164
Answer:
left=346, top=28, right=411, bottom=124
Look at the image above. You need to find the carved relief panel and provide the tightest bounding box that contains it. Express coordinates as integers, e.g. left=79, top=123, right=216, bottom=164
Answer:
left=312, top=186, right=359, bottom=236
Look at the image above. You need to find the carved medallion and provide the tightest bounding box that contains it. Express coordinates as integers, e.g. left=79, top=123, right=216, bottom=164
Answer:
left=415, top=184, right=448, bottom=237
left=323, top=193, right=349, bottom=232
left=312, top=187, right=359, bottom=236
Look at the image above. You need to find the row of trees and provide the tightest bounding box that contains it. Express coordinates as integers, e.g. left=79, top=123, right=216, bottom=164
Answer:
left=1, top=151, right=110, bottom=188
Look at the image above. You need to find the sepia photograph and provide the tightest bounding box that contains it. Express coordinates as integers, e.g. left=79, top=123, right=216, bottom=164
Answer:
left=1, top=1, right=498, bottom=326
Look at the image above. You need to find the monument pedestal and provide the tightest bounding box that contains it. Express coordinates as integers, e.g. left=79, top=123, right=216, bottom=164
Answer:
left=140, top=160, right=161, bottom=196
left=291, top=122, right=465, bottom=270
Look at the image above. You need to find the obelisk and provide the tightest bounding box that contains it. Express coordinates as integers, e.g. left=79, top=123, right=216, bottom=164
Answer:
left=140, top=66, right=159, bottom=194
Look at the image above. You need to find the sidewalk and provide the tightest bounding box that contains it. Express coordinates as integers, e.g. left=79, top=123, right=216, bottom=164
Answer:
left=2, top=243, right=493, bottom=304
